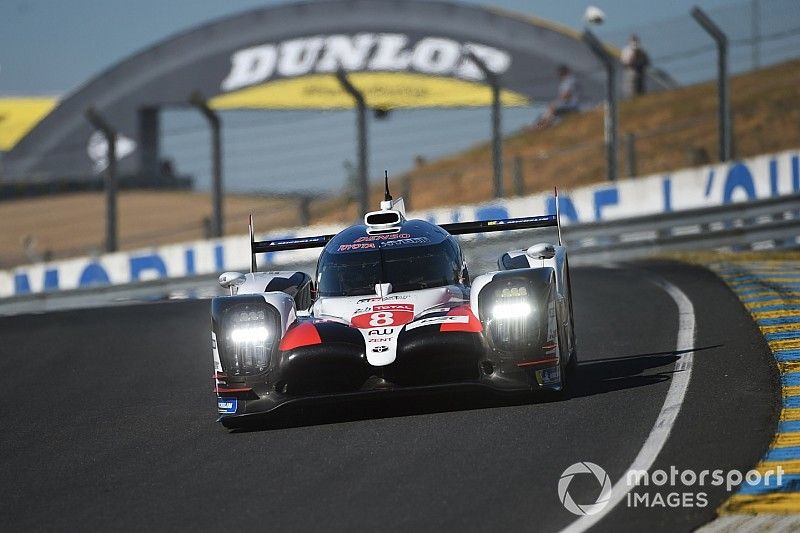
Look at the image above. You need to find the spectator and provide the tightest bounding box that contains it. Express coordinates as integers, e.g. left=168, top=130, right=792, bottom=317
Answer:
left=160, top=158, right=175, bottom=178
left=533, top=65, right=581, bottom=129
left=621, top=34, right=650, bottom=96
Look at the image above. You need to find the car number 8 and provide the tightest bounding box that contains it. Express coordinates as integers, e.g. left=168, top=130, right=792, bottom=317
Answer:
left=369, top=311, right=394, bottom=327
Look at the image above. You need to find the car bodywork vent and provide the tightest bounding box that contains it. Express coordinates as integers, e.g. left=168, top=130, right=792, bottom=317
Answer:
left=365, top=209, right=403, bottom=235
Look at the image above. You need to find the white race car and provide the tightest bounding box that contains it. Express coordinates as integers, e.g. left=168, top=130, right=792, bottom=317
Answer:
left=211, top=188, right=576, bottom=428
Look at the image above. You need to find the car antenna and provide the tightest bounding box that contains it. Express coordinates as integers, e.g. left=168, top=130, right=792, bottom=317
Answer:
left=380, top=170, right=393, bottom=210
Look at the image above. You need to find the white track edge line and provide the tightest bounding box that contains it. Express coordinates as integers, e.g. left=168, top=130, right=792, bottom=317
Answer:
left=560, top=274, right=696, bottom=533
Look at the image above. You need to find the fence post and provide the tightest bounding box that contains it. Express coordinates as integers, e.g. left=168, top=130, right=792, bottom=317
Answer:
left=84, top=107, right=118, bottom=253
left=691, top=6, right=732, bottom=162
left=625, top=133, right=638, bottom=177
left=466, top=51, right=504, bottom=198
left=513, top=156, right=524, bottom=196
left=336, top=69, right=369, bottom=218
left=582, top=29, right=618, bottom=182
left=299, top=196, right=311, bottom=226
left=189, top=92, right=224, bottom=238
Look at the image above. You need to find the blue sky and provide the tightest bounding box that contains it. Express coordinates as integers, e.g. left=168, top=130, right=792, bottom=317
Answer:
left=1, top=0, right=740, bottom=95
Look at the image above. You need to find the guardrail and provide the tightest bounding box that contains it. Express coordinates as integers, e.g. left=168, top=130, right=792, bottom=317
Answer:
left=2, top=192, right=798, bottom=316
left=0, top=273, right=224, bottom=316
left=563, top=192, right=800, bottom=262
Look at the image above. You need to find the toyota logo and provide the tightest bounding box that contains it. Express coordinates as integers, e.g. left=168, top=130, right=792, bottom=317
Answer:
left=371, top=345, right=389, bottom=353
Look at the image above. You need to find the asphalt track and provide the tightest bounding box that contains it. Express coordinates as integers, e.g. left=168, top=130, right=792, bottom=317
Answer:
left=0, top=262, right=780, bottom=531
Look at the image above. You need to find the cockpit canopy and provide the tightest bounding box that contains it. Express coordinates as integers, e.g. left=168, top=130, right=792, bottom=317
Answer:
left=316, top=220, right=465, bottom=297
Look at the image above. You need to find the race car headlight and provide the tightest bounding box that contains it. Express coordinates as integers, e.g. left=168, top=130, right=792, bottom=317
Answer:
left=491, top=301, right=532, bottom=319
left=230, top=326, right=270, bottom=343
left=478, top=277, right=549, bottom=354
left=231, top=309, right=266, bottom=322
left=489, top=285, right=536, bottom=347
left=215, top=301, right=280, bottom=376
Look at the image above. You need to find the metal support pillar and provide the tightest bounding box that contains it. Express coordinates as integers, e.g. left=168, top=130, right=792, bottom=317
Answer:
left=336, top=69, right=369, bottom=217
left=625, top=132, right=638, bottom=178
left=582, top=29, right=619, bottom=182
left=138, top=107, right=160, bottom=182
left=512, top=156, right=524, bottom=196
left=190, top=92, right=224, bottom=237
left=84, top=107, right=118, bottom=253
left=692, top=6, right=732, bottom=161
left=466, top=51, right=504, bottom=197
left=299, top=196, right=311, bottom=226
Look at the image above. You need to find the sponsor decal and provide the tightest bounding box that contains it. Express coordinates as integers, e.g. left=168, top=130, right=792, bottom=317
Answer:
left=337, top=243, right=376, bottom=252
left=379, top=237, right=431, bottom=247
left=487, top=215, right=555, bottom=227
left=357, top=319, right=404, bottom=365
left=374, top=303, right=413, bottom=312
left=268, top=236, right=328, bottom=246
left=354, top=233, right=411, bottom=242
left=210, top=71, right=529, bottom=110
left=535, top=366, right=560, bottom=386
left=217, top=397, right=238, bottom=414
left=368, top=328, right=395, bottom=336
left=352, top=304, right=414, bottom=328
left=220, top=34, right=511, bottom=92
left=356, top=295, right=411, bottom=303
left=405, top=315, right=468, bottom=331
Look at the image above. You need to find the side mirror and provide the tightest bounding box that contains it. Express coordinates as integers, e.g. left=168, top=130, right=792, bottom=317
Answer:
left=526, top=243, right=556, bottom=259
left=219, top=271, right=246, bottom=295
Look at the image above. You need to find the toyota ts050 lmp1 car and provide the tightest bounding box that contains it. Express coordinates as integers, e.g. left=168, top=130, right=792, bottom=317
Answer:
left=211, top=188, right=576, bottom=428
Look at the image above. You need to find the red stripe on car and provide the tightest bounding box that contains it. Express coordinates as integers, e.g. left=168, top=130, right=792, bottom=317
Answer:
left=440, top=305, right=483, bottom=332
left=516, top=357, right=558, bottom=368
left=279, top=322, right=322, bottom=351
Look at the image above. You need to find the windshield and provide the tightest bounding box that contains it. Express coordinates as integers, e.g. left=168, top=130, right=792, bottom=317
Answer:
left=317, top=239, right=462, bottom=297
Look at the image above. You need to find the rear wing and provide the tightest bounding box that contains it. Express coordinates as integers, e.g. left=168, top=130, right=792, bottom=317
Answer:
left=440, top=214, right=557, bottom=235
left=248, top=215, right=335, bottom=272
left=441, top=187, right=564, bottom=244
left=248, top=188, right=563, bottom=272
